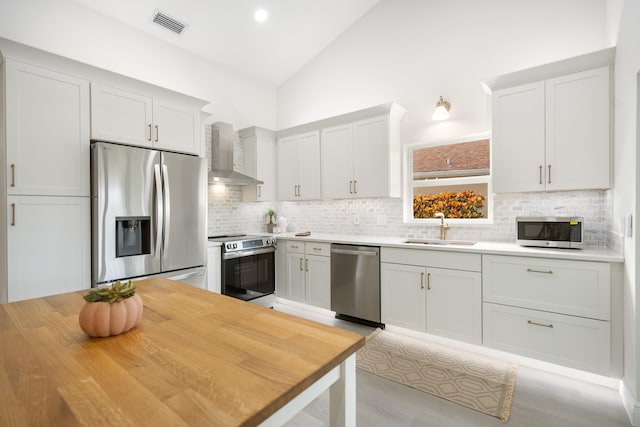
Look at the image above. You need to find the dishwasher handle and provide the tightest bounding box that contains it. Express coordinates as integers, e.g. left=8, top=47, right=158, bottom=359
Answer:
left=331, top=248, right=379, bottom=257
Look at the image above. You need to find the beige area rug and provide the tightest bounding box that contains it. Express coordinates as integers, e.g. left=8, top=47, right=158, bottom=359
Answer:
left=356, top=329, right=517, bottom=423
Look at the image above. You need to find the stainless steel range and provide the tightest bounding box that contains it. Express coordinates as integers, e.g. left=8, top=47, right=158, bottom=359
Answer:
left=208, top=234, right=276, bottom=308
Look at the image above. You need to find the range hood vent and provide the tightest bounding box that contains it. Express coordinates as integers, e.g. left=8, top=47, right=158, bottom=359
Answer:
left=152, top=10, right=187, bottom=35
left=208, top=122, right=263, bottom=186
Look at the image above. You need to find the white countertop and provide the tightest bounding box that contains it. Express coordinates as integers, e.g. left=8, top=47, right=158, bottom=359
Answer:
left=272, top=232, right=624, bottom=263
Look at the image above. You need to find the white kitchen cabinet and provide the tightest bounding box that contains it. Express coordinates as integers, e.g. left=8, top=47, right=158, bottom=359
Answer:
left=6, top=196, right=90, bottom=302
left=241, top=127, right=276, bottom=202
left=321, top=115, right=402, bottom=199
left=276, top=131, right=321, bottom=200
left=5, top=60, right=90, bottom=196
left=482, top=254, right=614, bottom=375
left=380, top=248, right=482, bottom=344
left=281, top=240, right=331, bottom=309
left=206, top=244, right=221, bottom=293
left=492, top=66, right=610, bottom=192
left=91, top=83, right=201, bottom=155
left=381, top=263, right=426, bottom=331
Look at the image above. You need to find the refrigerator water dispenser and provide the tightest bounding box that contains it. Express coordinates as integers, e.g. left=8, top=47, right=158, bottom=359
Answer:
left=116, top=216, right=151, bottom=257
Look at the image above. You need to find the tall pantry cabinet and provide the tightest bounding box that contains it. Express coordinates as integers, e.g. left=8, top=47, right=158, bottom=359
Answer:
left=1, top=59, right=91, bottom=302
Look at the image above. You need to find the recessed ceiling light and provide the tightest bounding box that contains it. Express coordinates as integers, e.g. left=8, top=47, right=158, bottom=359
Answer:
left=254, top=9, right=268, bottom=22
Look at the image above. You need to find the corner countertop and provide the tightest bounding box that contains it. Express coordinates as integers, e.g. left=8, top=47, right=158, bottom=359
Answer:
left=272, top=232, right=624, bottom=263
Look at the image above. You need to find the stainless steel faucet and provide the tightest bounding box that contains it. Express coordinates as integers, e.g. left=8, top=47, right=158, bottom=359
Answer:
left=434, top=212, right=450, bottom=240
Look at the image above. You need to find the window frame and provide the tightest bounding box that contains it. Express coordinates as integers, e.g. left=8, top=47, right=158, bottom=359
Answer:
left=403, top=132, right=492, bottom=225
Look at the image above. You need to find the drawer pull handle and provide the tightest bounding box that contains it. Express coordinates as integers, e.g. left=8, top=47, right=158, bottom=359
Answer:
left=427, top=272, right=431, bottom=290
left=420, top=272, right=424, bottom=289
left=526, top=268, right=553, bottom=274
left=11, top=203, right=15, bottom=226
left=10, top=163, right=15, bottom=187
left=528, top=320, right=553, bottom=328
left=313, top=247, right=322, bottom=251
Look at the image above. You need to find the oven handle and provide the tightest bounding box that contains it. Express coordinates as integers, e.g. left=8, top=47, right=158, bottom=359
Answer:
left=222, top=246, right=276, bottom=260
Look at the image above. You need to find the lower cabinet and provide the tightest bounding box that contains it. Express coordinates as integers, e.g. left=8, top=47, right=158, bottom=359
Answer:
left=281, top=240, right=331, bottom=310
left=5, top=196, right=90, bottom=302
left=206, top=244, right=221, bottom=293
left=380, top=248, right=482, bottom=345
left=482, top=255, right=615, bottom=375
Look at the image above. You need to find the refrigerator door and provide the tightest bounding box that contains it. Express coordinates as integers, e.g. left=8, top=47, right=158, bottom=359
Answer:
left=161, top=151, right=207, bottom=272
left=92, top=142, right=162, bottom=284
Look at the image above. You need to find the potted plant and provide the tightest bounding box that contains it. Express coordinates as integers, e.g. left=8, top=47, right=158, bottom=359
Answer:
left=78, top=280, right=143, bottom=338
left=265, top=209, right=277, bottom=233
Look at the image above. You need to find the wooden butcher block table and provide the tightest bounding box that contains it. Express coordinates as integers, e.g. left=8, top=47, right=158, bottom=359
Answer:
left=0, top=278, right=364, bottom=426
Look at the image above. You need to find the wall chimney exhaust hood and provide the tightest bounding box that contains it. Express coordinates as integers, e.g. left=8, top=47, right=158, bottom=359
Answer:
left=208, top=122, right=263, bottom=186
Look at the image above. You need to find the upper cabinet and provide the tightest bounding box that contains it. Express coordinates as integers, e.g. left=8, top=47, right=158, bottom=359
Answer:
left=5, top=60, right=90, bottom=196
left=91, top=83, right=201, bottom=155
left=277, top=102, right=405, bottom=201
left=277, top=131, right=321, bottom=201
left=488, top=48, right=613, bottom=193
left=240, top=126, right=276, bottom=202
left=322, top=115, right=401, bottom=199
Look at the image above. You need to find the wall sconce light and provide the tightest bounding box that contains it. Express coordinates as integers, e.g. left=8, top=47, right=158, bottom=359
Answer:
left=432, top=96, right=451, bottom=121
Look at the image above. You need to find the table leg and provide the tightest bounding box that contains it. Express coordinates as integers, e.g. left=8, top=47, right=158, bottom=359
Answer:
left=330, top=354, right=356, bottom=427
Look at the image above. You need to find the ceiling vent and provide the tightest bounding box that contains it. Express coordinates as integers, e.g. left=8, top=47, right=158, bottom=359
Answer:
left=152, top=10, right=187, bottom=35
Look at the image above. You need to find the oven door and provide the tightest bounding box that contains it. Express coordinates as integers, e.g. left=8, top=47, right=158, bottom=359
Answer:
left=221, top=247, right=275, bottom=301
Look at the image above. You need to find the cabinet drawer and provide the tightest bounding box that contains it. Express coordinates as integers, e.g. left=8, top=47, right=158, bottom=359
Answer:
left=285, top=240, right=305, bottom=254
left=305, top=242, right=331, bottom=256
left=381, top=247, right=481, bottom=271
left=483, top=303, right=610, bottom=375
left=483, top=255, right=610, bottom=320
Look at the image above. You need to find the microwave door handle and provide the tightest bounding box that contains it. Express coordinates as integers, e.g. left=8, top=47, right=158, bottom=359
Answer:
left=162, top=164, right=171, bottom=252
left=154, top=164, right=164, bottom=257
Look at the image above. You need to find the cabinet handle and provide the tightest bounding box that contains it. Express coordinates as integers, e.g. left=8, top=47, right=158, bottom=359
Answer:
left=353, top=180, right=357, bottom=194
left=148, top=124, right=152, bottom=141
left=420, top=272, right=424, bottom=289
left=10, top=163, right=15, bottom=187
left=349, top=180, right=353, bottom=194
left=155, top=125, right=159, bottom=142
left=290, top=245, right=299, bottom=249
left=299, top=258, right=303, bottom=271
left=427, top=272, right=431, bottom=290
left=305, top=259, right=309, bottom=272
left=526, top=268, right=553, bottom=274
left=257, top=185, right=261, bottom=198
left=539, top=165, right=542, bottom=184
left=10, top=203, right=15, bottom=226
left=527, top=320, right=554, bottom=328
left=548, top=165, right=551, bottom=184
left=312, top=247, right=322, bottom=251
left=297, top=185, right=301, bottom=197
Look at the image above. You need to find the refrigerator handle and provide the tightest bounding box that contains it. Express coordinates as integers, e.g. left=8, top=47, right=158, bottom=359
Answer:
left=154, top=164, right=164, bottom=257
left=162, top=164, right=171, bottom=253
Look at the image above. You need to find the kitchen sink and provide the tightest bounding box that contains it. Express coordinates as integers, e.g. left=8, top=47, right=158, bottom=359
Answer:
left=403, top=239, right=477, bottom=246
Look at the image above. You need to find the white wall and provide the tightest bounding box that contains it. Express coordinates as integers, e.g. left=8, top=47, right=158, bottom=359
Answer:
left=0, top=0, right=277, bottom=130
left=277, top=0, right=608, bottom=145
left=612, top=0, right=640, bottom=423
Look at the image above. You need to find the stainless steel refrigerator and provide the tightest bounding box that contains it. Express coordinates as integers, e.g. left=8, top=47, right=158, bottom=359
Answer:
left=91, top=142, right=207, bottom=288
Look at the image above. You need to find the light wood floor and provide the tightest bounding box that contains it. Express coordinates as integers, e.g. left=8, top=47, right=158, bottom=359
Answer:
left=275, top=302, right=632, bottom=427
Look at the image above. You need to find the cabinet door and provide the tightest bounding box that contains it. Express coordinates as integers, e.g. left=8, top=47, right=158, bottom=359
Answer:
left=381, top=263, right=426, bottom=331
left=7, top=196, right=90, bottom=302
left=255, top=135, right=276, bottom=201
left=90, top=83, right=153, bottom=148
left=353, top=116, right=390, bottom=198
left=426, top=268, right=482, bottom=344
left=321, top=124, right=353, bottom=199
left=152, top=99, right=200, bottom=155
left=545, top=67, right=610, bottom=191
left=286, top=252, right=306, bottom=303
left=6, top=61, right=90, bottom=196
left=277, top=136, right=299, bottom=200
left=305, top=254, right=331, bottom=310
left=297, top=131, right=321, bottom=200
left=492, top=82, right=546, bottom=193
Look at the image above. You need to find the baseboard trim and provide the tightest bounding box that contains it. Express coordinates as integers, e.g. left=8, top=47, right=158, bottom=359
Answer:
left=620, top=380, right=640, bottom=426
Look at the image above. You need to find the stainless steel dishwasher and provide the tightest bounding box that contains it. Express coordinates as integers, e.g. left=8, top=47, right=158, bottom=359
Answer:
left=330, top=243, right=382, bottom=326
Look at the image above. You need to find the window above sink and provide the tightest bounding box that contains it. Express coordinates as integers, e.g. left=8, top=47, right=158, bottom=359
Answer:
left=403, top=132, right=492, bottom=225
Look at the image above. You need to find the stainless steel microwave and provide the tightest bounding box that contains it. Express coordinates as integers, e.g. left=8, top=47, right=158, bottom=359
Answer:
left=516, top=216, right=584, bottom=249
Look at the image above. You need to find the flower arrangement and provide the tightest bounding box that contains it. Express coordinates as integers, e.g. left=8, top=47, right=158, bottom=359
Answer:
left=413, top=191, right=485, bottom=219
